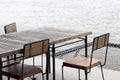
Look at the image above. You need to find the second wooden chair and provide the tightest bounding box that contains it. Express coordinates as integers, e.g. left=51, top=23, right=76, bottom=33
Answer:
left=62, top=33, right=110, bottom=80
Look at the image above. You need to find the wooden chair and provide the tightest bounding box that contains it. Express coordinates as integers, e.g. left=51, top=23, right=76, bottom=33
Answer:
left=62, top=33, right=110, bottom=80
left=3, top=22, right=22, bottom=68
left=2, top=39, right=50, bottom=80
left=4, top=22, right=17, bottom=34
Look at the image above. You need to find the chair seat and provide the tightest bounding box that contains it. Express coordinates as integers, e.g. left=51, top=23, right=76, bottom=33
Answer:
left=2, top=64, right=42, bottom=79
left=63, top=56, right=101, bottom=70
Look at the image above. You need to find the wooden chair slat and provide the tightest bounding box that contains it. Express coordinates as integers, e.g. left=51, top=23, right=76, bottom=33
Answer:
left=4, top=22, right=17, bottom=34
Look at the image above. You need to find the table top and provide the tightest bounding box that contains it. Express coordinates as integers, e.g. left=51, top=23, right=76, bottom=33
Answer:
left=0, top=27, right=92, bottom=57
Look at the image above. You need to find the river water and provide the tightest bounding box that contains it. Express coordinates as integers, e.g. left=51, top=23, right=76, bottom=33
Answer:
left=0, top=0, right=120, bottom=43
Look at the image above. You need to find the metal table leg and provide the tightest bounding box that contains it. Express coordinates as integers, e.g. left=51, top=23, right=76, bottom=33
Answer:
left=0, top=58, right=2, bottom=80
left=51, top=36, right=88, bottom=80
left=46, top=51, right=50, bottom=80
left=85, top=36, right=88, bottom=57
left=52, top=44, right=55, bottom=80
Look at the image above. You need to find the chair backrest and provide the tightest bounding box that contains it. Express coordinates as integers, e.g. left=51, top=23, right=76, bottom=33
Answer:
left=23, top=39, right=49, bottom=59
left=90, top=33, right=110, bottom=67
left=92, top=33, right=110, bottom=51
left=4, top=22, right=17, bottom=34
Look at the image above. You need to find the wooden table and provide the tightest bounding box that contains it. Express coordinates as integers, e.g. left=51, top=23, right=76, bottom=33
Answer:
left=0, top=27, right=92, bottom=80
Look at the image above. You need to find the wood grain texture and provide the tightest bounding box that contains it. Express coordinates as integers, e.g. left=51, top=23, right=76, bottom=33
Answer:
left=0, top=27, right=92, bottom=57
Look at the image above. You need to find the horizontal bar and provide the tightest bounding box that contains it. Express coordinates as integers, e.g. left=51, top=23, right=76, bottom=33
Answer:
left=55, top=39, right=84, bottom=48
left=54, top=42, right=93, bottom=56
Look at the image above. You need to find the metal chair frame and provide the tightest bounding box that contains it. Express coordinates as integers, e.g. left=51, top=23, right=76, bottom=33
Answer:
left=62, top=33, right=110, bottom=80
left=3, top=39, right=50, bottom=80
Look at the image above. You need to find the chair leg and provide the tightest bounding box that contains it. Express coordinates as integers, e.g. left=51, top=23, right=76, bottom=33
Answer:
left=100, top=64, right=104, bottom=80
left=78, top=69, right=81, bottom=80
left=14, top=54, right=17, bottom=60
left=85, top=70, right=88, bottom=80
left=62, top=65, right=64, bottom=80
left=42, top=73, right=44, bottom=80
left=8, top=76, right=10, bottom=80
left=31, top=78, right=36, bottom=80
left=18, top=79, right=23, bottom=80
left=7, top=56, right=9, bottom=61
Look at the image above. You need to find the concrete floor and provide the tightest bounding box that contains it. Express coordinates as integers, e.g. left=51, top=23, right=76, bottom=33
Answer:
left=50, top=58, right=120, bottom=80
left=3, top=57, right=120, bottom=80
left=56, top=46, right=120, bottom=71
